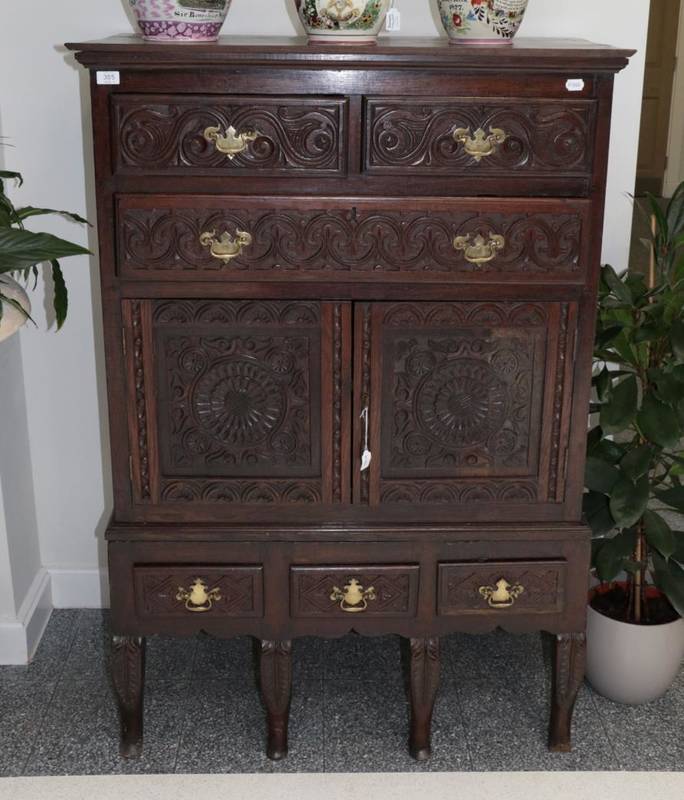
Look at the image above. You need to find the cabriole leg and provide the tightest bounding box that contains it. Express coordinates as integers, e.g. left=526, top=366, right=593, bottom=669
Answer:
left=549, top=632, right=586, bottom=752
left=259, top=640, right=293, bottom=761
left=408, top=637, right=440, bottom=761
left=111, top=636, right=146, bottom=759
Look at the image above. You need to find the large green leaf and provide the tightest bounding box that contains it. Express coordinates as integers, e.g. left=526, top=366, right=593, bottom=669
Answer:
left=583, top=491, right=616, bottom=536
left=602, top=265, right=633, bottom=305
left=637, top=393, right=683, bottom=449
left=0, top=170, right=23, bottom=185
left=585, top=456, right=621, bottom=494
left=0, top=228, right=90, bottom=271
left=51, top=260, right=68, bottom=330
left=620, top=444, right=654, bottom=481
left=655, top=486, right=684, bottom=512
left=652, top=552, right=684, bottom=618
left=609, top=475, right=649, bottom=529
left=599, top=375, right=638, bottom=434
left=643, top=509, right=676, bottom=559
left=595, top=528, right=638, bottom=582
left=16, top=207, right=89, bottom=226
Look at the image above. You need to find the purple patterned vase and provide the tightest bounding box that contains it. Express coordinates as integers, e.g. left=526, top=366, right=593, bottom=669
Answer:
left=129, top=0, right=232, bottom=42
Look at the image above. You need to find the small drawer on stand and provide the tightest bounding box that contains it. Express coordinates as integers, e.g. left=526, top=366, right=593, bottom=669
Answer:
left=291, top=565, right=420, bottom=618
left=134, top=565, right=264, bottom=619
left=438, top=561, right=567, bottom=616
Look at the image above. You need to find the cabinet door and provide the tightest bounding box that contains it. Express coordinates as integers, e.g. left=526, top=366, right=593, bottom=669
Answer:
left=353, top=301, right=578, bottom=519
left=123, top=299, right=351, bottom=519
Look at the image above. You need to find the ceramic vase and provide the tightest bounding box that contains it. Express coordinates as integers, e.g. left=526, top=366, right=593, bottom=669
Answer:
left=129, top=0, right=233, bottom=42
left=294, top=0, right=392, bottom=44
left=437, top=0, right=529, bottom=44
left=586, top=601, right=684, bottom=704
left=0, top=277, right=31, bottom=344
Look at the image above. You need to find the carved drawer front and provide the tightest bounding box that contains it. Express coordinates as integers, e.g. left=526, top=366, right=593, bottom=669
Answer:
left=134, top=565, right=263, bottom=618
left=438, top=561, right=567, bottom=616
left=117, top=195, right=589, bottom=283
left=290, top=565, right=420, bottom=618
left=123, top=299, right=352, bottom=513
left=358, top=301, right=578, bottom=514
left=365, top=97, right=596, bottom=180
left=113, top=94, right=347, bottom=176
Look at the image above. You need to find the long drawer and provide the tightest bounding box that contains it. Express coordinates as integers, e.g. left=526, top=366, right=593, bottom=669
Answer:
left=116, top=195, right=591, bottom=284
left=112, top=94, right=348, bottom=176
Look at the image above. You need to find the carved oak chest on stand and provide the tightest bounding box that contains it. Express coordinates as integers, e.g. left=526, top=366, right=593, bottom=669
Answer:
left=67, top=36, right=632, bottom=761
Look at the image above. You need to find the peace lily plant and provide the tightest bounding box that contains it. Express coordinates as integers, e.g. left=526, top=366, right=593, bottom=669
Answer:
left=0, top=163, right=90, bottom=341
left=584, top=181, right=684, bottom=704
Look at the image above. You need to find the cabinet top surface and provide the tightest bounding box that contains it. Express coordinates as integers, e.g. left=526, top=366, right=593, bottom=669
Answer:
left=66, top=35, right=634, bottom=71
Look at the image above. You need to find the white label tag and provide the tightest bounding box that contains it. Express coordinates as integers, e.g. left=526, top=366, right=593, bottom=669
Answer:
left=386, top=8, right=401, bottom=32
left=360, top=449, right=372, bottom=472
left=97, top=71, right=120, bottom=86
left=566, top=78, right=585, bottom=92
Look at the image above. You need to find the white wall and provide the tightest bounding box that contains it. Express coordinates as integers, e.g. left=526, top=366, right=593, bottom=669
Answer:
left=0, top=0, right=648, bottom=627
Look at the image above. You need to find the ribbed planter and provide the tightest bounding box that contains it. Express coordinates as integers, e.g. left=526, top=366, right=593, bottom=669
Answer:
left=129, top=0, right=233, bottom=42
left=0, top=276, right=31, bottom=343
left=586, top=592, right=684, bottom=705
left=437, top=0, right=529, bottom=45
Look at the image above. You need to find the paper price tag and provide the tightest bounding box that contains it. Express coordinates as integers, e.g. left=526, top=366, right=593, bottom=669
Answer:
left=360, top=449, right=372, bottom=472
left=386, top=8, right=401, bottom=32
left=97, top=71, right=121, bottom=86
left=566, top=78, right=585, bottom=92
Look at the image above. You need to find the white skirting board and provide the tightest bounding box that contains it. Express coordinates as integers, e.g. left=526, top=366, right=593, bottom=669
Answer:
left=0, top=568, right=52, bottom=665
left=49, top=567, right=110, bottom=609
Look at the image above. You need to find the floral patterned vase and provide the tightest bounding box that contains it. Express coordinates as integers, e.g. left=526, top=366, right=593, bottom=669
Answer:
left=437, top=0, right=529, bottom=44
left=129, top=0, right=233, bottom=42
left=294, top=0, right=392, bottom=43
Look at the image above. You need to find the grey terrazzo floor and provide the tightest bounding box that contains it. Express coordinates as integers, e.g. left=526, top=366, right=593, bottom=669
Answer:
left=1, top=610, right=682, bottom=776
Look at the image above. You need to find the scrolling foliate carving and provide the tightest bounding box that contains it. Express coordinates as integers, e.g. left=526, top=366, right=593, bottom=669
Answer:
left=152, top=299, right=320, bottom=327
left=366, top=99, right=595, bottom=174
left=379, top=480, right=538, bottom=505
left=160, top=479, right=322, bottom=504
left=131, top=301, right=151, bottom=501
left=120, top=206, right=583, bottom=276
left=115, top=97, right=346, bottom=174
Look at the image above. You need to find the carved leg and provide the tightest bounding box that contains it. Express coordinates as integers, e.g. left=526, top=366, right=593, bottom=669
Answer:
left=111, top=636, right=146, bottom=759
left=409, top=637, right=440, bottom=761
left=259, top=640, right=293, bottom=761
left=549, top=632, right=586, bottom=752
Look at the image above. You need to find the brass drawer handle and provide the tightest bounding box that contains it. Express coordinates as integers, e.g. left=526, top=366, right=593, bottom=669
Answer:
left=204, top=125, right=261, bottom=159
left=453, top=233, right=505, bottom=265
left=453, top=126, right=507, bottom=162
left=330, top=579, right=376, bottom=613
left=176, top=578, right=222, bottom=613
left=479, top=578, right=524, bottom=609
left=200, top=228, right=253, bottom=263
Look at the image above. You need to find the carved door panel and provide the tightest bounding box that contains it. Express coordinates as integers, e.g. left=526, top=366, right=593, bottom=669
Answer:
left=123, top=299, right=351, bottom=517
left=354, top=302, right=578, bottom=518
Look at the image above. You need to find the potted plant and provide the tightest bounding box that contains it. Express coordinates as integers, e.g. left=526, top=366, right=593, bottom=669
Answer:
left=584, top=181, right=684, bottom=704
left=0, top=165, right=90, bottom=341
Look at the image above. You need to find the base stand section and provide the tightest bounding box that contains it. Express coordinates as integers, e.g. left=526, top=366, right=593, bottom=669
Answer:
left=549, top=632, right=586, bottom=752
left=259, top=640, right=293, bottom=760
left=111, top=636, right=146, bottom=759
left=408, top=637, right=440, bottom=760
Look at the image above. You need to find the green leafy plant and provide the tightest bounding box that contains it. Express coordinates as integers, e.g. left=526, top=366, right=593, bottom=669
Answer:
left=585, top=181, right=684, bottom=622
left=0, top=167, right=90, bottom=329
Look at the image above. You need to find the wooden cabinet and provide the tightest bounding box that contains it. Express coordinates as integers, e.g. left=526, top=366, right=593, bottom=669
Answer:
left=68, top=36, right=632, bottom=763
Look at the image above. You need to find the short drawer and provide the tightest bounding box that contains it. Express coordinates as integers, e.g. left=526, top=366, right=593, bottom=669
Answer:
left=438, top=560, right=567, bottom=616
left=365, top=97, right=597, bottom=180
left=112, top=94, right=348, bottom=176
left=133, top=564, right=264, bottom=619
left=290, top=565, right=420, bottom=618
left=117, top=195, right=590, bottom=283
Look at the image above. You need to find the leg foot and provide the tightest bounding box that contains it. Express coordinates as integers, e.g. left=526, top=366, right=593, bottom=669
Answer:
left=111, top=636, right=146, bottom=759
left=259, top=640, right=292, bottom=761
left=549, top=632, right=586, bottom=752
left=409, top=637, right=440, bottom=761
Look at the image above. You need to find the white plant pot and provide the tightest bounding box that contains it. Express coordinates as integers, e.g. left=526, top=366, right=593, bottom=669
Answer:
left=586, top=603, right=684, bottom=704
left=0, top=276, right=31, bottom=344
